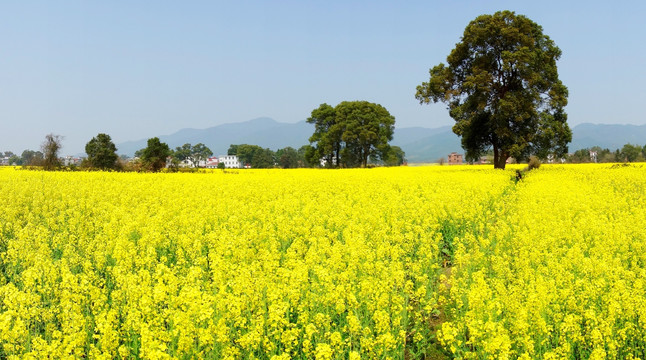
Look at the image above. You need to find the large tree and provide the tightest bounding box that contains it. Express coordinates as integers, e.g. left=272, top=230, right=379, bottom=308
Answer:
left=85, top=133, right=118, bottom=169
left=307, top=103, right=342, bottom=168
left=307, top=101, right=395, bottom=168
left=141, top=137, right=171, bottom=172
left=337, top=101, right=395, bottom=167
left=416, top=11, right=571, bottom=169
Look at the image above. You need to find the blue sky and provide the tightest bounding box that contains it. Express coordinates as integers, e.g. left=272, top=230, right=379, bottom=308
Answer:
left=1, top=1, right=645, bottom=155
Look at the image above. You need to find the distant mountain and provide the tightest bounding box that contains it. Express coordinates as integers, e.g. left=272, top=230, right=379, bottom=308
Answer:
left=117, top=117, right=312, bottom=156
left=570, top=123, right=646, bottom=151
left=117, top=120, right=645, bottom=163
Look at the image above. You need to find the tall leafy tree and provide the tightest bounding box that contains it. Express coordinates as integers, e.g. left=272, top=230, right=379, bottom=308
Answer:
left=41, top=134, right=63, bottom=170
left=416, top=11, right=570, bottom=169
left=337, top=101, right=395, bottom=168
left=306, top=101, right=396, bottom=168
left=85, top=133, right=118, bottom=169
left=141, top=137, right=171, bottom=172
left=307, top=103, right=342, bottom=167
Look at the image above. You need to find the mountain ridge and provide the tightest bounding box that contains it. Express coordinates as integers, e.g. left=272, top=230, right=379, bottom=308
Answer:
left=116, top=119, right=646, bottom=163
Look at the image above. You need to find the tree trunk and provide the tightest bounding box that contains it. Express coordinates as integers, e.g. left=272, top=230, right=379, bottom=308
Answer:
left=494, top=151, right=508, bottom=169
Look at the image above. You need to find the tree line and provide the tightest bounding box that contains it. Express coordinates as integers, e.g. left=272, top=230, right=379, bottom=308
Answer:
left=566, top=144, right=646, bottom=163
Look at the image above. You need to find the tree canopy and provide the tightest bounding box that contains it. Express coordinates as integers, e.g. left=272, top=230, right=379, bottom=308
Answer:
left=173, top=143, right=213, bottom=167
left=85, top=133, right=118, bottom=170
left=307, top=101, right=396, bottom=168
left=416, top=11, right=570, bottom=169
left=141, top=137, right=170, bottom=172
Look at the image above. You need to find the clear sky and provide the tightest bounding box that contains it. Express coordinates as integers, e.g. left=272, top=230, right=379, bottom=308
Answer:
left=2, top=1, right=645, bottom=155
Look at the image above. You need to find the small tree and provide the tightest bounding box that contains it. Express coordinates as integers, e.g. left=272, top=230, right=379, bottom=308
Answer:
left=41, top=134, right=63, bottom=170
left=141, top=137, right=171, bottom=172
left=190, top=143, right=213, bottom=168
left=85, top=133, right=118, bottom=170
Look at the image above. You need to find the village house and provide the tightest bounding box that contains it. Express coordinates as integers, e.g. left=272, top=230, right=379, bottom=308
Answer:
left=204, top=156, right=220, bottom=168
left=448, top=152, right=463, bottom=165
left=218, top=155, right=241, bottom=168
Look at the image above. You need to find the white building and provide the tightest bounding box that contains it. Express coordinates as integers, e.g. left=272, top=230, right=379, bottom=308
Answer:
left=205, top=157, right=220, bottom=169
left=218, top=155, right=241, bottom=168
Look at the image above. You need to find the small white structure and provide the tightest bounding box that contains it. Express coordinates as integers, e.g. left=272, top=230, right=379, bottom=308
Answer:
left=205, top=157, right=220, bottom=168
left=589, top=151, right=598, bottom=163
left=218, top=155, right=241, bottom=168
left=62, top=156, right=83, bottom=166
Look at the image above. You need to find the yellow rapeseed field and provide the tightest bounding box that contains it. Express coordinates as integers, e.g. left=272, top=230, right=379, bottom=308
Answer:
left=0, top=164, right=644, bottom=359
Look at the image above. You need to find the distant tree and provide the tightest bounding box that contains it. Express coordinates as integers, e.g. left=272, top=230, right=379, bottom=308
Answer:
left=8, top=155, right=22, bottom=165
left=235, top=144, right=261, bottom=166
left=643, top=144, right=646, bottom=158
left=382, top=145, right=407, bottom=166
left=141, top=137, right=171, bottom=172
left=276, top=147, right=300, bottom=168
left=252, top=148, right=275, bottom=168
left=134, top=149, right=144, bottom=158
left=21, top=149, right=43, bottom=166
left=307, top=101, right=396, bottom=168
left=298, top=145, right=313, bottom=167
left=41, top=134, right=63, bottom=170
left=85, top=133, right=118, bottom=170
left=620, top=144, right=642, bottom=162
left=227, top=144, right=239, bottom=156
left=190, top=143, right=213, bottom=167
left=174, top=143, right=192, bottom=164
left=217, top=162, right=225, bottom=169
left=338, top=101, right=395, bottom=167
left=416, top=11, right=570, bottom=169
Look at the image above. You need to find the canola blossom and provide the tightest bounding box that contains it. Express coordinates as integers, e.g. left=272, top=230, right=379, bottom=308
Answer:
left=0, top=165, right=644, bottom=359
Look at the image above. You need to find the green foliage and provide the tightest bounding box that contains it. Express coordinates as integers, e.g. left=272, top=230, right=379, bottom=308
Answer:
left=620, top=144, right=642, bottom=162
left=227, top=144, right=239, bottom=156
left=7, top=155, right=22, bottom=166
left=41, top=134, right=63, bottom=170
left=173, top=143, right=213, bottom=167
left=217, top=162, right=225, bottom=169
left=381, top=145, right=407, bottom=166
left=276, top=147, right=301, bottom=168
left=416, top=11, right=570, bottom=169
left=20, top=150, right=43, bottom=166
left=230, top=144, right=275, bottom=168
left=140, top=137, right=171, bottom=172
left=307, top=101, right=396, bottom=168
left=85, top=133, right=118, bottom=170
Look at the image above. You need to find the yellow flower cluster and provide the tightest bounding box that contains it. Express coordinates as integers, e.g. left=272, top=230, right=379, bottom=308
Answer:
left=2, top=164, right=643, bottom=359
left=0, top=166, right=509, bottom=359
left=440, top=164, right=646, bottom=359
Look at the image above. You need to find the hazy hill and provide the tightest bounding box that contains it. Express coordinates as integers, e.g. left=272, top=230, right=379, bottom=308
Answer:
left=117, top=117, right=312, bottom=157
left=117, top=120, right=645, bottom=163
left=570, top=123, right=646, bottom=151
